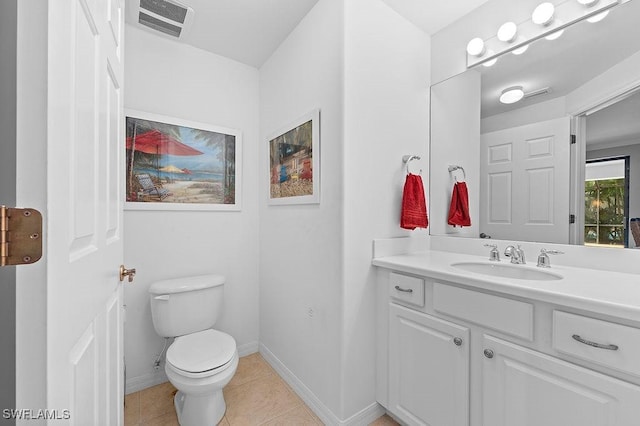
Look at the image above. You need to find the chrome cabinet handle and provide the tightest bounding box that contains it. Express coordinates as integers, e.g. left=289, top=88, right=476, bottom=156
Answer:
left=572, top=334, right=619, bottom=351
left=453, top=337, right=463, bottom=346
left=483, top=349, right=494, bottom=359
left=394, top=285, right=413, bottom=293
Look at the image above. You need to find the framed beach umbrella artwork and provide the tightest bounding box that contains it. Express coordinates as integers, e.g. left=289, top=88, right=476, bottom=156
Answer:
left=125, top=110, right=242, bottom=211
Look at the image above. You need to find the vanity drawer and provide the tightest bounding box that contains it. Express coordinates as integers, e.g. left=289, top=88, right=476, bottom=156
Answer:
left=553, top=311, right=640, bottom=377
left=433, top=283, right=533, bottom=341
left=389, top=272, right=425, bottom=307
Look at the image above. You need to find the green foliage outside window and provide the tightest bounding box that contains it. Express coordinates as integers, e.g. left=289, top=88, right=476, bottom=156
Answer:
left=584, top=179, right=625, bottom=246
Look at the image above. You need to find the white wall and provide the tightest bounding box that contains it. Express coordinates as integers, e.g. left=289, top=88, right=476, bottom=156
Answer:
left=430, top=70, right=481, bottom=237
left=342, top=0, right=430, bottom=419
left=258, top=0, right=345, bottom=419
left=481, top=96, right=567, bottom=134
left=259, top=0, right=431, bottom=421
left=123, top=26, right=260, bottom=392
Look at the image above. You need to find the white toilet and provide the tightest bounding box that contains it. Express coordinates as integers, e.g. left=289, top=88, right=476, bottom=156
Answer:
left=149, top=274, right=238, bottom=426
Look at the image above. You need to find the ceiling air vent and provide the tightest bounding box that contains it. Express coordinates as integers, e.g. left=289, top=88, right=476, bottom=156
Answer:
left=131, top=0, right=194, bottom=39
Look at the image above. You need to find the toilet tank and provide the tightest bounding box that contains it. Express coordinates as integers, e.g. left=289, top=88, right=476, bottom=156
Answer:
left=149, top=274, right=225, bottom=337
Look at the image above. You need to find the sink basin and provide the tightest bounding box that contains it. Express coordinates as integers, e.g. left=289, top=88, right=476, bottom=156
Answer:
left=451, top=262, right=562, bottom=281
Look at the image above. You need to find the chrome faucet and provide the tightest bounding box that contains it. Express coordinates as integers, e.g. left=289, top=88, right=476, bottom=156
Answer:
left=504, top=244, right=526, bottom=264
left=484, top=244, right=500, bottom=261
left=537, top=248, right=564, bottom=268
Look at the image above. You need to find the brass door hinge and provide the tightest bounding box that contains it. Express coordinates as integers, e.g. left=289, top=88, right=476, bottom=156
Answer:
left=0, top=206, right=43, bottom=267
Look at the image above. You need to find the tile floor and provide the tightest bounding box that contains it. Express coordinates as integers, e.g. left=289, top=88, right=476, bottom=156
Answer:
left=124, top=353, right=399, bottom=426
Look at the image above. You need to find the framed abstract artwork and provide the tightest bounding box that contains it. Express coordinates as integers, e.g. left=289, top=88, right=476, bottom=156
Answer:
left=267, top=109, right=320, bottom=205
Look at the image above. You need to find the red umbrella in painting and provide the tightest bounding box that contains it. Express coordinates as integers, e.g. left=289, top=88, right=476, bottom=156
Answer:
left=126, top=130, right=204, bottom=193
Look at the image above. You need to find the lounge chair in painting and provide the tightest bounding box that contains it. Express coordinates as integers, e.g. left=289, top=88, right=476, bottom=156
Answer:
left=136, top=173, right=170, bottom=200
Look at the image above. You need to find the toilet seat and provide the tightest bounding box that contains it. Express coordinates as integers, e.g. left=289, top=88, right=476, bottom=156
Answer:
left=167, top=329, right=236, bottom=374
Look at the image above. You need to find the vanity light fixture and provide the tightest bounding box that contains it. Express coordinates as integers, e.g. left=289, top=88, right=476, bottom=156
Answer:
left=512, top=41, right=529, bottom=55
left=466, top=37, right=486, bottom=56
left=532, top=2, right=555, bottom=26
left=500, top=86, right=525, bottom=104
left=497, top=22, right=518, bottom=42
left=466, top=0, right=621, bottom=68
left=482, top=51, right=498, bottom=67
left=545, top=22, right=565, bottom=40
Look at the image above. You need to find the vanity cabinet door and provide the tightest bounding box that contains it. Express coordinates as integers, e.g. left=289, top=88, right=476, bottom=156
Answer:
left=389, top=303, right=470, bottom=426
left=482, top=335, right=640, bottom=426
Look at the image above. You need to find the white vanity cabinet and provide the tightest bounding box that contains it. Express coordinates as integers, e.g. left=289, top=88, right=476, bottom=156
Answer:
left=388, top=303, right=469, bottom=426
left=376, top=267, right=640, bottom=426
left=482, top=335, right=640, bottom=426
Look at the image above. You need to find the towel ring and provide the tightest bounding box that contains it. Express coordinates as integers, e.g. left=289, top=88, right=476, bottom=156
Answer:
left=403, top=155, right=422, bottom=175
left=448, top=165, right=466, bottom=182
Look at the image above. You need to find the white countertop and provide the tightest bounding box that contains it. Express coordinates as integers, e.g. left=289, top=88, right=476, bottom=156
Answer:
left=372, top=250, right=640, bottom=323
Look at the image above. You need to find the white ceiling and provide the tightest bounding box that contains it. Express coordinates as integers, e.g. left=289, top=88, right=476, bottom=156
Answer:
left=587, top=90, right=640, bottom=149
left=380, top=0, right=493, bottom=34
left=125, top=0, right=320, bottom=68
left=126, top=0, right=492, bottom=68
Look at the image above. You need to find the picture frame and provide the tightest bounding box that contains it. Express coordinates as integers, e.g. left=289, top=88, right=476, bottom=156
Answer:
left=124, top=110, right=242, bottom=211
left=267, top=109, right=320, bottom=205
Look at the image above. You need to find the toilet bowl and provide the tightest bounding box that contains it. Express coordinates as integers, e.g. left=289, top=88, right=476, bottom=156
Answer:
left=149, top=275, right=237, bottom=426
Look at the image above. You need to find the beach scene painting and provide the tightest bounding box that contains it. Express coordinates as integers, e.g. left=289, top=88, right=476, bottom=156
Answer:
left=125, top=111, right=242, bottom=211
left=268, top=109, right=320, bottom=205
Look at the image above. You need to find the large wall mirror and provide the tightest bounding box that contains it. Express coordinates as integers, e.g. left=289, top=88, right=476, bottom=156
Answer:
left=430, top=0, right=640, bottom=249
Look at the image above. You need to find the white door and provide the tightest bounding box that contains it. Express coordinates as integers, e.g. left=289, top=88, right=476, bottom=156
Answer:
left=482, top=335, right=640, bottom=426
left=389, top=303, right=470, bottom=426
left=480, top=117, right=570, bottom=243
left=47, top=0, right=126, bottom=424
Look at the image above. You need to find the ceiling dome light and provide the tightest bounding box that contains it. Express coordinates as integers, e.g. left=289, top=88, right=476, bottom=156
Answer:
left=467, top=37, right=486, bottom=56
left=532, top=2, right=555, bottom=25
left=497, top=22, right=518, bottom=42
left=577, top=0, right=599, bottom=5
left=500, top=86, right=525, bottom=104
left=587, top=10, right=609, bottom=22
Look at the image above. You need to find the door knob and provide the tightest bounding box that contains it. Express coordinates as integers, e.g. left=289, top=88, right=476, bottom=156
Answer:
left=119, top=265, right=136, bottom=282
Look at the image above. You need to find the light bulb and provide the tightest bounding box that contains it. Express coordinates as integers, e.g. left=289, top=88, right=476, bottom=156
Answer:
left=587, top=10, right=609, bottom=22
left=545, top=28, right=564, bottom=40
left=577, top=0, right=599, bottom=5
left=467, top=38, right=486, bottom=56
left=500, top=86, right=525, bottom=104
left=482, top=51, right=498, bottom=67
left=532, top=2, right=555, bottom=25
left=512, top=45, right=529, bottom=55
left=497, top=22, right=518, bottom=42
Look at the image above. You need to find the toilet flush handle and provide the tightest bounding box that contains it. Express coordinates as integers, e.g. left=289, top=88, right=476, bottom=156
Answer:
left=154, top=295, right=170, bottom=301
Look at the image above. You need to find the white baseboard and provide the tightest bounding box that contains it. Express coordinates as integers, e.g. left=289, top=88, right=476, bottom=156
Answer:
left=125, top=370, right=168, bottom=395
left=259, top=343, right=385, bottom=426
left=237, top=340, right=259, bottom=357
left=126, top=340, right=259, bottom=394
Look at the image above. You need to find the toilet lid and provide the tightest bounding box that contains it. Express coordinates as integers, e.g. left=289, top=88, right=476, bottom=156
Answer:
left=167, top=329, right=236, bottom=373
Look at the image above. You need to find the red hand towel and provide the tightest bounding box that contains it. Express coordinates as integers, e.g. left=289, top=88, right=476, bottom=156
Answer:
left=447, top=181, right=471, bottom=227
left=401, top=173, right=428, bottom=230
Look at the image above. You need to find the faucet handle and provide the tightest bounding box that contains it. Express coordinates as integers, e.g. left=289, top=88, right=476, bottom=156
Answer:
left=537, top=248, right=564, bottom=268
left=484, top=244, right=500, bottom=262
